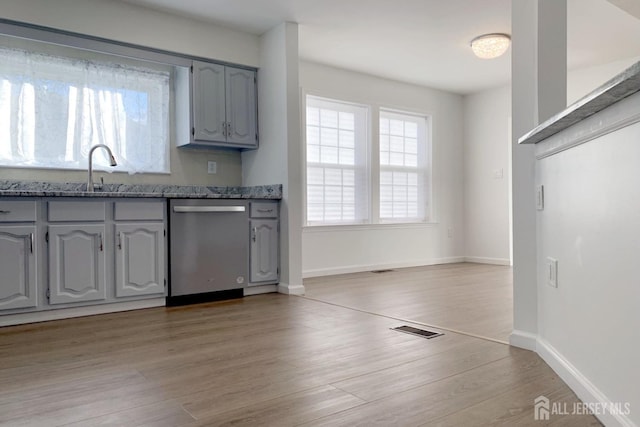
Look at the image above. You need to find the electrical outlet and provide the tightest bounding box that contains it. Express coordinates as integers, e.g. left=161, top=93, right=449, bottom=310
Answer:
left=546, top=257, right=558, bottom=288
left=493, top=168, right=503, bottom=179
left=447, top=227, right=453, bottom=238
left=207, top=161, right=217, bottom=174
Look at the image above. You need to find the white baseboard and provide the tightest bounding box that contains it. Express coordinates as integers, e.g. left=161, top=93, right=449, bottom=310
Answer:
left=509, top=329, right=538, bottom=351
left=0, top=298, right=166, bottom=328
left=302, top=257, right=466, bottom=278
left=277, top=283, right=306, bottom=295
left=244, top=285, right=278, bottom=296
left=464, top=256, right=511, bottom=266
left=536, top=337, right=636, bottom=427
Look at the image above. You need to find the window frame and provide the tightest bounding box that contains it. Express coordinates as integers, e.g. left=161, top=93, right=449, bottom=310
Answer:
left=302, top=91, right=433, bottom=228
left=378, top=108, right=431, bottom=224
left=304, top=94, right=371, bottom=226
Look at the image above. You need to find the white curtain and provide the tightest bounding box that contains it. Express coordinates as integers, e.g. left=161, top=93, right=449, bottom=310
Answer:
left=0, top=45, right=170, bottom=173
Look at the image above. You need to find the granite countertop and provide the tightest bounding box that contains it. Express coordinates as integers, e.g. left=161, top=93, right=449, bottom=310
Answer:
left=519, top=60, right=640, bottom=145
left=0, top=180, right=282, bottom=200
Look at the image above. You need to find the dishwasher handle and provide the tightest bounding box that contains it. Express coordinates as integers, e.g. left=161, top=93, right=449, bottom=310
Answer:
left=173, top=205, right=246, bottom=213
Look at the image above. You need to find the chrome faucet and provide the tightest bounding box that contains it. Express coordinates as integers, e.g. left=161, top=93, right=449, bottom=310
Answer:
left=87, top=144, right=118, bottom=192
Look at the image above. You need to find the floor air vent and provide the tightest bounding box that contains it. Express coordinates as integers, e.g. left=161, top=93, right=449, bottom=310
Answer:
left=371, top=269, right=394, bottom=273
left=392, top=325, right=443, bottom=339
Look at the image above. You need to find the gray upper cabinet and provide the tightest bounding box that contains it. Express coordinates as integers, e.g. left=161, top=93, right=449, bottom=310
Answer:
left=0, top=225, right=37, bottom=310
left=187, top=61, right=258, bottom=149
left=225, top=67, right=257, bottom=146
left=192, top=62, right=226, bottom=142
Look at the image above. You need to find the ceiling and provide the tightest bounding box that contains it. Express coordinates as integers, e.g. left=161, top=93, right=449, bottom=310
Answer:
left=121, top=0, right=640, bottom=94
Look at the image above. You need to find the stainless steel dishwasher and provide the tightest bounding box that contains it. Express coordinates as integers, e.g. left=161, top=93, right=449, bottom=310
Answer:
left=168, top=199, right=248, bottom=305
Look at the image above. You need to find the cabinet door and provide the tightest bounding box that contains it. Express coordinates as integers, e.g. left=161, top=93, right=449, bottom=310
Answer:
left=48, top=225, right=106, bottom=305
left=0, top=226, right=37, bottom=310
left=192, top=61, right=226, bottom=142
left=225, top=67, right=257, bottom=147
left=115, top=223, right=165, bottom=297
left=250, top=219, right=278, bottom=284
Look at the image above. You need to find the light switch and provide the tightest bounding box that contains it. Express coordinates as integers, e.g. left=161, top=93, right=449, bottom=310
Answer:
left=547, top=257, right=558, bottom=288
left=536, top=185, right=544, bottom=210
left=493, top=168, right=503, bottom=179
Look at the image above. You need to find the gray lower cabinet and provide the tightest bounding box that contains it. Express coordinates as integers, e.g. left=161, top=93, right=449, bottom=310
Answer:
left=250, top=219, right=279, bottom=284
left=0, top=199, right=166, bottom=320
left=115, top=223, right=165, bottom=297
left=0, top=225, right=37, bottom=310
left=48, top=224, right=107, bottom=305
left=249, top=201, right=279, bottom=285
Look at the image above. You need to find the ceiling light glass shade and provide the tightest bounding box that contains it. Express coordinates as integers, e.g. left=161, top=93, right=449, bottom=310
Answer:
left=470, top=33, right=511, bottom=59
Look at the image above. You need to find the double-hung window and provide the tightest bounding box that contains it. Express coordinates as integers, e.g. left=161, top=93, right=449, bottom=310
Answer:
left=305, top=96, right=369, bottom=225
left=379, top=110, right=429, bottom=222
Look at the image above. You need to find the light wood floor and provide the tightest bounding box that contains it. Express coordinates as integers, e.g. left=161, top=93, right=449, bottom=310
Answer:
left=0, top=293, right=600, bottom=426
left=304, top=263, right=514, bottom=342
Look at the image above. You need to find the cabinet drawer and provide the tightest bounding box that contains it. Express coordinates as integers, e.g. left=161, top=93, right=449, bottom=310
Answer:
left=114, top=201, right=165, bottom=221
left=0, top=201, right=37, bottom=222
left=48, top=201, right=106, bottom=222
left=250, top=202, right=278, bottom=218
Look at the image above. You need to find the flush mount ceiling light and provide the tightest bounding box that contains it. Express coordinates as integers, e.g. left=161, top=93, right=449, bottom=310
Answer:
left=470, top=33, right=511, bottom=59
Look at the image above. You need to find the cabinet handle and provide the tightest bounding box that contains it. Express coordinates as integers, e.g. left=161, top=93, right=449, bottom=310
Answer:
left=257, top=208, right=273, bottom=213
left=118, top=233, right=122, bottom=250
left=227, top=122, right=232, bottom=137
left=0, top=210, right=10, bottom=214
left=222, top=121, right=227, bottom=137
left=252, top=227, right=257, bottom=242
left=29, top=233, right=34, bottom=254
left=99, top=233, right=103, bottom=252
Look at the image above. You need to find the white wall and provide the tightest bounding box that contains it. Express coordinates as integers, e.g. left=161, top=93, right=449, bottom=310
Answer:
left=462, top=56, right=640, bottom=266
left=567, top=56, right=640, bottom=104
left=535, top=91, right=640, bottom=427
left=463, top=85, right=511, bottom=265
left=300, top=61, right=465, bottom=277
left=242, top=23, right=304, bottom=294
left=0, top=0, right=260, bottom=186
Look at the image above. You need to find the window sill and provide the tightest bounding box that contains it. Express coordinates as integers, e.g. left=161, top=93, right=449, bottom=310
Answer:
left=303, top=221, right=439, bottom=233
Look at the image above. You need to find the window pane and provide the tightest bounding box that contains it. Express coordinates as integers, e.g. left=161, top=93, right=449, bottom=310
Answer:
left=405, top=138, right=418, bottom=154
left=390, top=136, right=404, bottom=153
left=339, top=112, right=354, bottom=130
left=321, top=146, right=338, bottom=163
left=307, top=167, right=324, bottom=185
left=380, top=171, right=393, bottom=185
left=405, top=153, right=418, bottom=167
left=325, top=186, right=342, bottom=203
left=307, top=185, right=324, bottom=204
left=390, top=119, right=403, bottom=136
left=307, top=107, right=320, bottom=126
left=320, top=109, right=338, bottom=128
left=339, top=148, right=354, bottom=165
left=339, top=130, right=355, bottom=148
left=379, top=117, right=389, bottom=134
left=325, top=168, right=342, bottom=186
left=390, top=152, right=404, bottom=166
left=307, top=126, right=320, bottom=145
left=321, top=127, right=338, bottom=147
left=307, top=144, right=320, bottom=163
left=405, top=121, right=418, bottom=138
left=343, top=169, right=355, bottom=186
